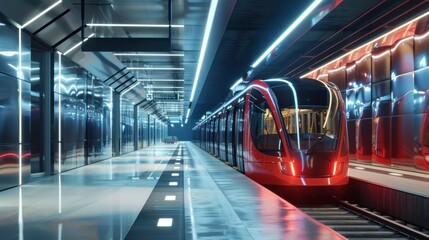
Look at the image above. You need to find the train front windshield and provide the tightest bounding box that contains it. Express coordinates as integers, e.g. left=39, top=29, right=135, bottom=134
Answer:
left=266, top=79, right=342, bottom=151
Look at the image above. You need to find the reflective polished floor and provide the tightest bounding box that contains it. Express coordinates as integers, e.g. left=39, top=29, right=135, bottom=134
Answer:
left=0, top=144, right=177, bottom=240
left=0, top=142, right=344, bottom=240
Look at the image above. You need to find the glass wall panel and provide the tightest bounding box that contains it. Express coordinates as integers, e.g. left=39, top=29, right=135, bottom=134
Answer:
left=120, top=97, right=134, bottom=153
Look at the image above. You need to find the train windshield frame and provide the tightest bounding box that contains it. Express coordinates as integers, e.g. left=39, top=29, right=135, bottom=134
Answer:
left=265, top=79, right=342, bottom=152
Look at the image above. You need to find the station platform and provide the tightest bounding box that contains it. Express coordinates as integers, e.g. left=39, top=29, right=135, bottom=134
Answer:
left=349, top=162, right=429, bottom=198
left=0, top=142, right=344, bottom=240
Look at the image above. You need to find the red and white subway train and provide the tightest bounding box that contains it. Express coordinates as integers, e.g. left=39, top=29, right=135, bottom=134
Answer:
left=193, top=77, right=349, bottom=186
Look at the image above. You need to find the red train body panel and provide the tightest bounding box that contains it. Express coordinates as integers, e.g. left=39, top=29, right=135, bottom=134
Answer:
left=193, top=78, right=349, bottom=186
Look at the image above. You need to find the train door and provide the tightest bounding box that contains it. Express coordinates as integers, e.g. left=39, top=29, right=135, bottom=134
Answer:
left=203, top=124, right=207, bottom=150
left=210, top=120, right=215, bottom=154
left=206, top=121, right=210, bottom=151
left=214, top=117, right=219, bottom=157
left=235, top=103, right=244, bottom=172
left=225, top=111, right=230, bottom=163
left=226, top=109, right=235, bottom=165
left=219, top=113, right=227, bottom=161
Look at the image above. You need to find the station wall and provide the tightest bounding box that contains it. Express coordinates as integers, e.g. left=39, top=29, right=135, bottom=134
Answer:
left=0, top=15, right=168, bottom=191
left=304, top=12, right=429, bottom=172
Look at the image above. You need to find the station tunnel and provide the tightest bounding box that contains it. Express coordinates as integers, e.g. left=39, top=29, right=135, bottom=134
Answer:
left=1, top=0, right=429, bottom=239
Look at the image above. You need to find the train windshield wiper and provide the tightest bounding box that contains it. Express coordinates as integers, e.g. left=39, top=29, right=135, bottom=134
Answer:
left=306, top=129, right=331, bottom=155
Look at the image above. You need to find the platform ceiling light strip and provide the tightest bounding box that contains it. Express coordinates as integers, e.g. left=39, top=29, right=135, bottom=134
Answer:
left=63, top=33, right=95, bottom=55
left=187, top=0, right=218, bottom=123
left=303, top=10, right=429, bottom=78
left=87, top=23, right=184, bottom=28
left=138, top=79, right=184, bottom=82
left=21, top=0, right=62, bottom=28
left=251, top=0, right=322, bottom=68
left=189, top=0, right=218, bottom=103
left=229, top=77, right=243, bottom=90
left=114, top=53, right=184, bottom=57
left=120, top=81, right=140, bottom=96
left=148, top=90, right=184, bottom=93
left=128, top=67, right=184, bottom=70
left=147, top=86, right=184, bottom=89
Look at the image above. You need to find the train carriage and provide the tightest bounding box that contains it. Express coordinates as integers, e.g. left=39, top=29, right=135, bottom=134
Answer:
left=193, top=77, right=349, bottom=186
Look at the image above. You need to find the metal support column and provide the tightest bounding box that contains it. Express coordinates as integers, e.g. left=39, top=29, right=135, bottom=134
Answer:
left=134, top=105, right=138, bottom=150
left=112, top=92, right=121, bottom=156
left=42, top=51, right=52, bottom=176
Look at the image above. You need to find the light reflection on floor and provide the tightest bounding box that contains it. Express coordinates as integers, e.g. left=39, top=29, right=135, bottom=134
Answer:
left=0, top=144, right=178, bottom=240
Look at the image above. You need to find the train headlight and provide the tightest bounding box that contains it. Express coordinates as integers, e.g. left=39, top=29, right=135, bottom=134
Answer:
left=279, top=162, right=296, bottom=176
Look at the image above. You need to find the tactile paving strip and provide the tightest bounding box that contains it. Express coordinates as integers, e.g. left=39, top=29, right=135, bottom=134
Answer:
left=126, top=144, right=184, bottom=240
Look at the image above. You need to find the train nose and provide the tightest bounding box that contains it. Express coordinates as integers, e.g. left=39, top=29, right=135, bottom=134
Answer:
left=290, top=151, right=339, bottom=177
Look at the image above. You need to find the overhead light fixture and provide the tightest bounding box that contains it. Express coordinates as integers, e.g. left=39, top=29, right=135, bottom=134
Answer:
left=87, top=23, right=184, bottom=28
left=189, top=0, right=219, bottom=104
left=186, top=0, right=218, bottom=124
left=63, top=33, right=95, bottom=55
left=114, top=53, right=184, bottom=57
left=146, top=86, right=184, bottom=89
left=21, top=0, right=62, bottom=28
left=147, top=90, right=183, bottom=93
left=137, top=79, right=184, bottom=82
left=251, top=0, right=322, bottom=68
left=128, top=67, right=184, bottom=70
left=185, top=108, right=190, bottom=124
left=229, top=78, right=243, bottom=90
left=120, top=82, right=140, bottom=96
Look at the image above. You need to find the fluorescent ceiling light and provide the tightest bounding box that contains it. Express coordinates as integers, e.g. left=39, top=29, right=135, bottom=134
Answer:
left=21, top=0, right=62, bottom=28
left=185, top=108, right=190, bottom=124
left=189, top=0, right=219, bottom=103
left=229, top=78, right=242, bottom=90
left=128, top=67, right=184, bottom=70
left=138, top=79, right=184, bottom=82
left=120, top=82, right=140, bottom=95
left=87, top=23, right=184, bottom=28
left=251, top=0, right=322, bottom=68
left=147, top=90, right=183, bottom=93
left=63, top=33, right=95, bottom=55
left=114, top=53, right=184, bottom=57
left=146, top=86, right=184, bottom=89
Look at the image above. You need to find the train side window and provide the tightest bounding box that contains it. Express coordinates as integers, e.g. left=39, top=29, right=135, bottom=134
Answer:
left=249, top=89, right=284, bottom=156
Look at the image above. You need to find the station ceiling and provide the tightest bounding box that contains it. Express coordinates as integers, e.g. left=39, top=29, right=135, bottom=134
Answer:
left=4, top=0, right=429, bottom=124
